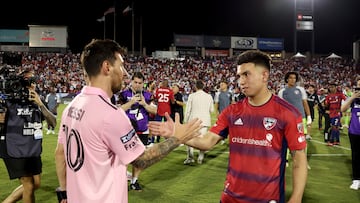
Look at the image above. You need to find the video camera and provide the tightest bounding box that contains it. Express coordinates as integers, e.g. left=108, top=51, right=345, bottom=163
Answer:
left=0, top=65, right=32, bottom=103
left=0, top=52, right=33, bottom=103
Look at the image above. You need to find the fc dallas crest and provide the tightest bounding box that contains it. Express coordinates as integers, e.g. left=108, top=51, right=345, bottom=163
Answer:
left=263, top=117, right=277, bottom=130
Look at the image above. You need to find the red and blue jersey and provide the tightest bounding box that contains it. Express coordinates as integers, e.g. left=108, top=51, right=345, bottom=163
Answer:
left=210, top=95, right=306, bottom=203
left=325, top=92, right=346, bottom=118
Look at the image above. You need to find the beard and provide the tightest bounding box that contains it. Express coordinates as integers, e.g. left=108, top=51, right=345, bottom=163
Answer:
left=111, top=80, right=123, bottom=94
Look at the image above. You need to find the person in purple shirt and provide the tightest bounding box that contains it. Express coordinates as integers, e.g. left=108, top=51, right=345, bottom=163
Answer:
left=341, top=76, right=360, bottom=190
left=118, top=71, right=157, bottom=191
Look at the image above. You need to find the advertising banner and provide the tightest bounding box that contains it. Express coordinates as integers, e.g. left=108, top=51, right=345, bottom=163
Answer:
left=174, top=34, right=204, bottom=47
left=29, top=25, right=67, bottom=48
left=258, top=38, right=284, bottom=51
left=0, top=29, right=29, bottom=43
left=231, top=37, right=257, bottom=49
left=204, top=36, right=230, bottom=48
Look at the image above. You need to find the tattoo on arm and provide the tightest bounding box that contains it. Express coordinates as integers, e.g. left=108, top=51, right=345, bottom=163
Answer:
left=131, top=137, right=180, bottom=169
left=290, top=149, right=306, bottom=158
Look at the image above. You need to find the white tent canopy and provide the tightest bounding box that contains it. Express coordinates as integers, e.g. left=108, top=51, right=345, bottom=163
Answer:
left=326, top=53, right=342, bottom=59
left=292, top=52, right=306, bottom=58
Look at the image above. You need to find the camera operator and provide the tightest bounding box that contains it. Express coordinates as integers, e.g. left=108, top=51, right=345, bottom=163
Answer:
left=0, top=70, right=56, bottom=203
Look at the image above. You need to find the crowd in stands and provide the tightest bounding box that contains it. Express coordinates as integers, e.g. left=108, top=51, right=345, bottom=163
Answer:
left=1, top=52, right=359, bottom=100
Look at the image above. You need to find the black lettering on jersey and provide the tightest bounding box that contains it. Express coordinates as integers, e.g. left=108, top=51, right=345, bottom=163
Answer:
left=65, top=126, right=85, bottom=172
left=67, top=107, right=85, bottom=121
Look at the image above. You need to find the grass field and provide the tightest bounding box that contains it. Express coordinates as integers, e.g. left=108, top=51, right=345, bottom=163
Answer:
left=1, top=104, right=359, bottom=202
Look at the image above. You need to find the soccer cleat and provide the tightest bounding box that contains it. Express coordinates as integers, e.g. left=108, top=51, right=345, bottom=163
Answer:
left=46, top=130, right=51, bottom=135
left=197, top=158, right=203, bottom=164
left=305, top=134, right=312, bottom=140
left=350, top=180, right=360, bottom=190
left=183, top=158, right=195, bottom=165
left=130, top=181, right=142, bottom=191
left=333, top=142, right=340, bottom=145
left=326, top=142, right=333, bottom=146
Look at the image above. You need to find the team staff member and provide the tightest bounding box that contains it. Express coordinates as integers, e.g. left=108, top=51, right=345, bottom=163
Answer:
left=55, top=39, right=201, bottom=203
left=0, top=70, right=56, bottom=203
left=149, top=50, right=308, bottom=203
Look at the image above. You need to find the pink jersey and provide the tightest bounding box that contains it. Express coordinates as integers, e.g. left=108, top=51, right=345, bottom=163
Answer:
left=58, top=86, right=145, bottom=203
left=154, top=87, right=174, bottom=116
left=210, top=95, right=306, bottom=203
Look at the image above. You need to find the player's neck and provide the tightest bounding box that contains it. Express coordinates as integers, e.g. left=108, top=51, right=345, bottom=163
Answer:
left=248, top=90, right=272, bottom=106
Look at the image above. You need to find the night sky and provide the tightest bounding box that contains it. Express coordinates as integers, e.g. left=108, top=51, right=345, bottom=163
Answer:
left=0, top=0, right=359, bottom=56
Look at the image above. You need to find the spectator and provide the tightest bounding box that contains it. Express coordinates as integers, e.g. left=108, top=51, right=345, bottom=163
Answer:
left=45, top=85, right=61, bottom=135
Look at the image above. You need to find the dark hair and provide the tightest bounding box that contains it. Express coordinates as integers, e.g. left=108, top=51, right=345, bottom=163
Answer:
left=162, top=79, right=169, bottom=87
left=195, top=80, right=204, bottom=90
left=132, top=72, right=145, bottom=80
left=80, top=39, right=125, bottom=78
left=236, top=50, right=271, bottom=71
left=284, top=71, right=299, bottom=83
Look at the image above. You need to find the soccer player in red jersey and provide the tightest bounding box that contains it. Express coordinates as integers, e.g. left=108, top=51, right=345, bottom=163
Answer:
left=325, top=83, right=347, bottom=145
left=153, top=79, right=175, bottom=142
left=149, top=50, right=308, bottom=203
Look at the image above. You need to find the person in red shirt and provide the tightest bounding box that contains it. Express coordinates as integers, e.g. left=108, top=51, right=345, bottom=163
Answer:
left=325, top=83, right=347, bottom=145
left=153, top=79, right=175, bottom=143
left=149, top=50, right=308, bottom=203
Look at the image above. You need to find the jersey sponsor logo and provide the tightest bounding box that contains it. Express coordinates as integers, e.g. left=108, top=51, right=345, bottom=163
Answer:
left=234, top=118, right=243, bottom=125
left=121, top=129, right=141, bottom=151
left=232, top=136, right=272, bottom=147
left=17, top=108, right=33, bottom=116
left=263, top=117, right=277, bottom=130
left=266, top=133, right=273, bottom=142
left=120, top=129, right=136, bottom=144
left=298, top=135, right=306, bottom=143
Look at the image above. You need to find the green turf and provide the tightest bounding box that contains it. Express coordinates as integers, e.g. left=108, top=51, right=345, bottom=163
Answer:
left=1, top=104, right=359, bottom=202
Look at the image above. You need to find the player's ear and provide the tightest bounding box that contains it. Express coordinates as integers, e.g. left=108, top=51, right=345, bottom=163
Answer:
left=262, top=70, right=270, bottom=82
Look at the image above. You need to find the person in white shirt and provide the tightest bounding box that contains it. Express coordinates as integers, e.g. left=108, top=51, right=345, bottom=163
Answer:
left=183, top=80, right=214, bottom=164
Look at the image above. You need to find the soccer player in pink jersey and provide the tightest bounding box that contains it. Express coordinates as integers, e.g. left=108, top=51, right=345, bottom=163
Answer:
left=54, top=39, right=202, bottom=203
left=149, top=50, right=308, bottom=203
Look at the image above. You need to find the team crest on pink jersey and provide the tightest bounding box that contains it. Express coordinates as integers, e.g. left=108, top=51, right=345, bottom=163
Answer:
left=263, top=117, right=277, bottom=130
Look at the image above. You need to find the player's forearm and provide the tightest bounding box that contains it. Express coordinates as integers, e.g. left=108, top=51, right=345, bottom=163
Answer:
left=143, top=103, right=157, bottom=114
left=131, top=137, right=180, bottom=170
left=55, top=147, right=67, bottom=190
left=289, top=150, right=308, bottom=203
left=185, top=131, right=219, bottom=151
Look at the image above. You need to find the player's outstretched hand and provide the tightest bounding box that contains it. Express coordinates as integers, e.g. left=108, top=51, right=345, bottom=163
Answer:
left=148, top=112, right=202, bottom=143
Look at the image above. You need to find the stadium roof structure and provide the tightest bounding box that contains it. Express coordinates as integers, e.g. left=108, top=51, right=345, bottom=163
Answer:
left=325, top=53, right=342, bottom=59
left=292, top=52, right=306, bottom=58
